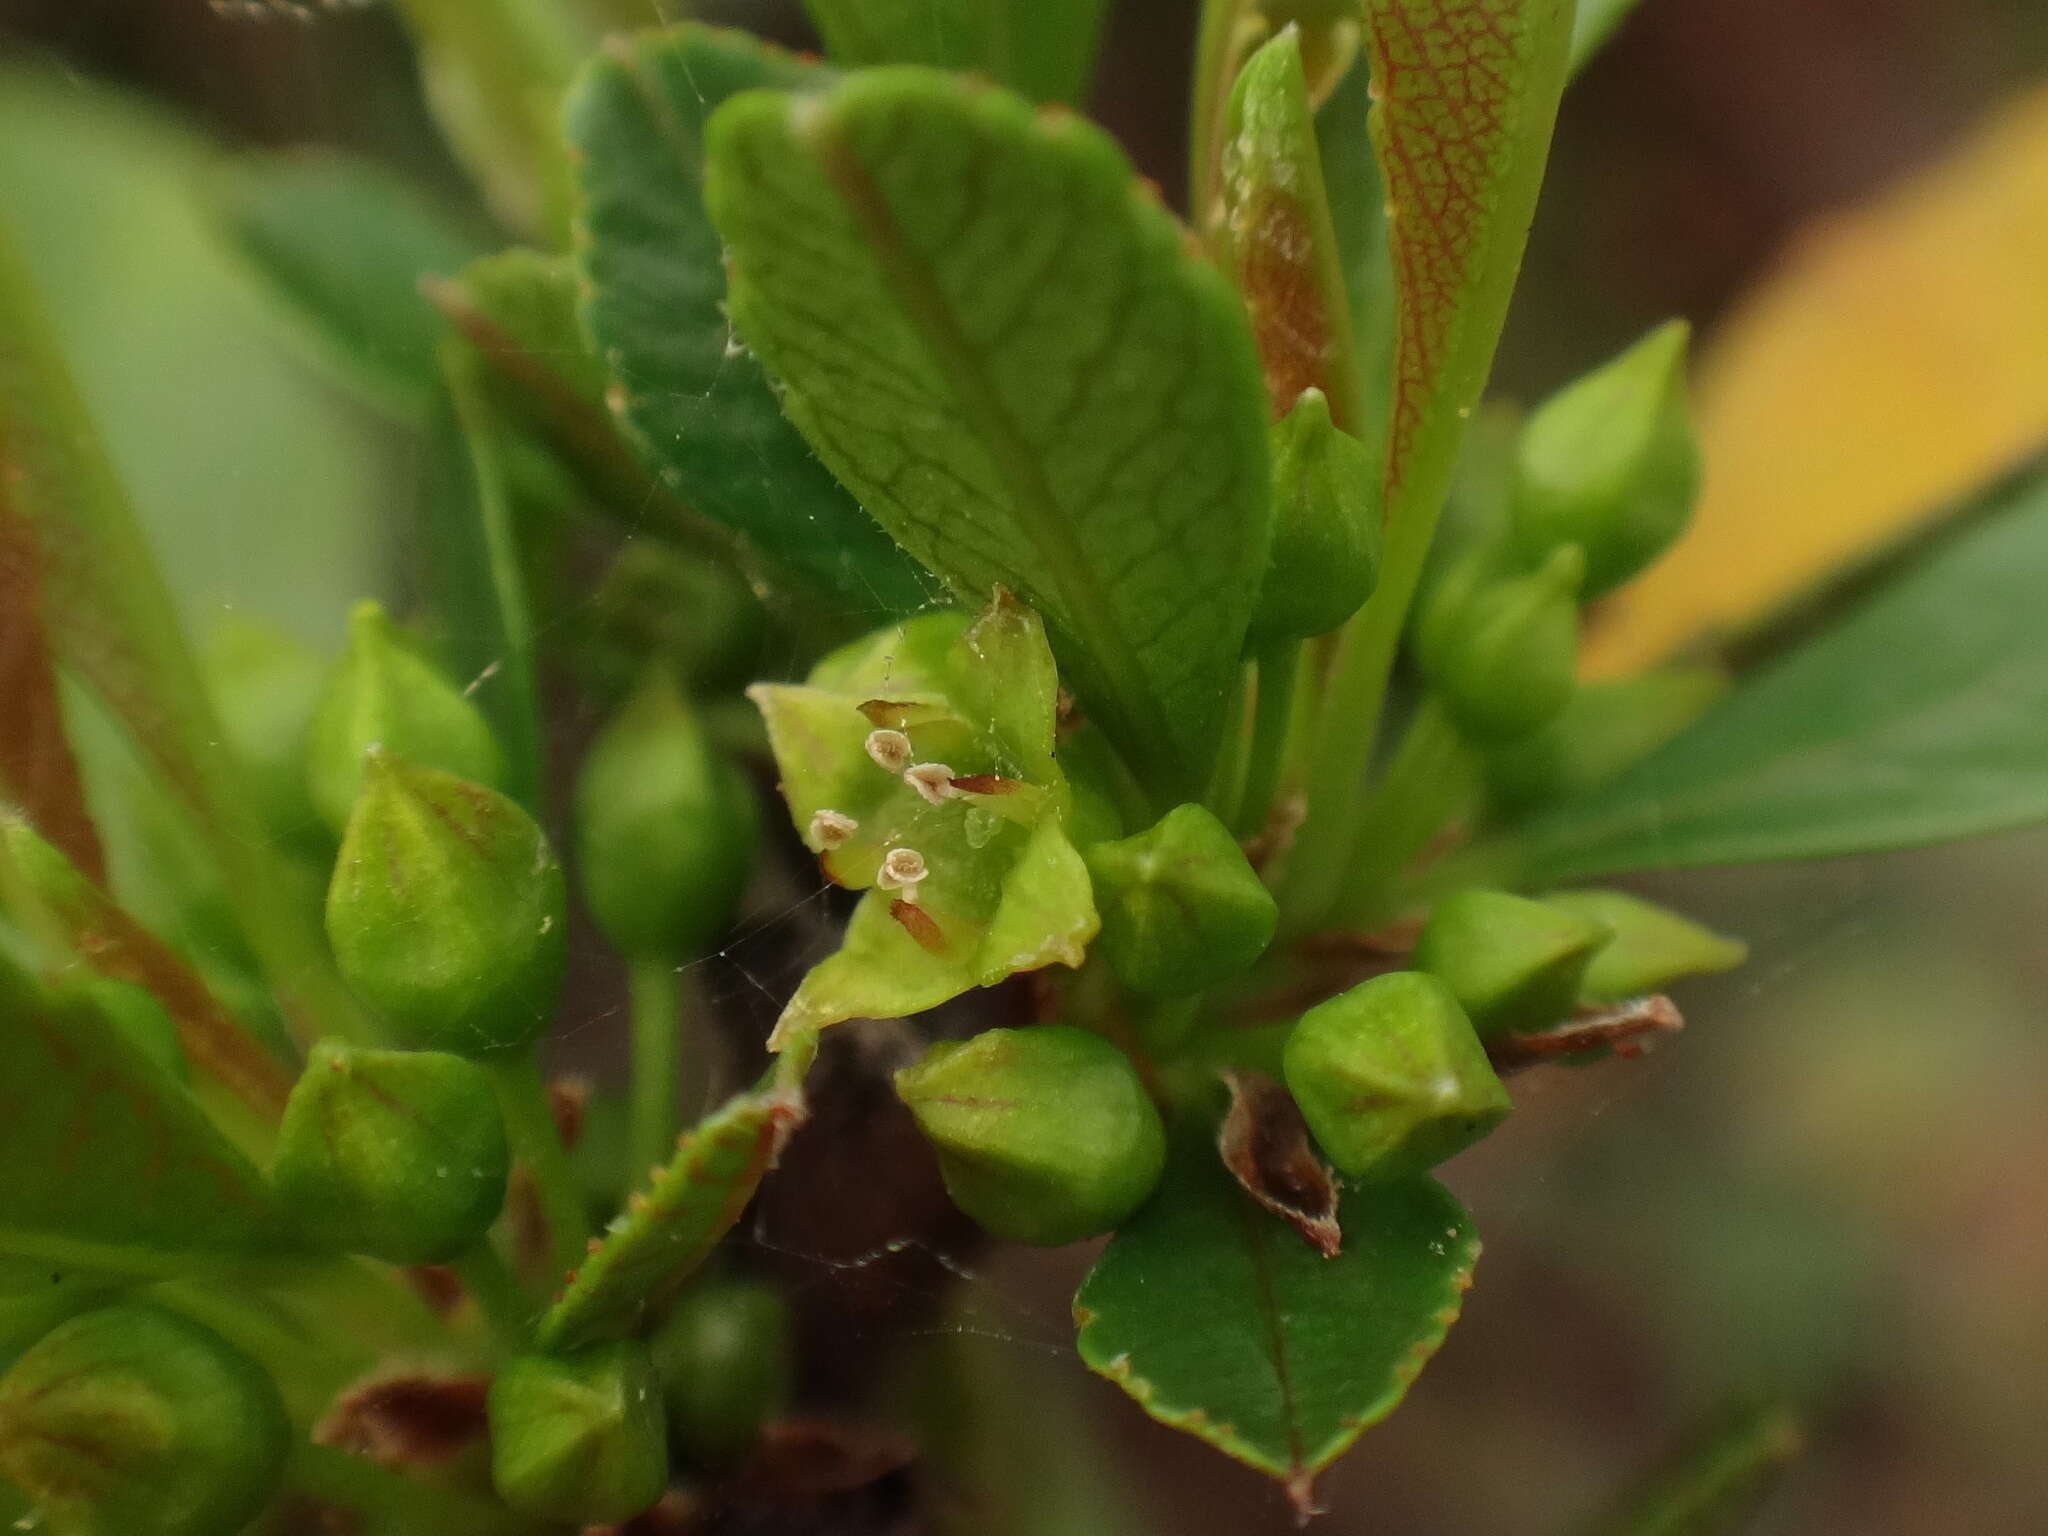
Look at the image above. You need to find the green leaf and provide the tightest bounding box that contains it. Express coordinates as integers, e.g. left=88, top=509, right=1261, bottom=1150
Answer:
left=1581, top=1399, right=1802, bottom=1536
left=219, top=152, right=488, bottom=418
left=750, top=597, right=1098, bottom=1045
left=1504, top=459, right=2048, bottom=880
left=1570, top=0, right=1647, bottom=75
left=533, top=1086, right=804, bottom=1351
left=564, top=25, right=931, bottom=615
left=1074, top=1136, right=1479, bottom=1515
left=0, top=952, right=293, bottom=1277
left=801, top=0, right=1109, bottom=105
left=706, top=68, right=1273, bottom=802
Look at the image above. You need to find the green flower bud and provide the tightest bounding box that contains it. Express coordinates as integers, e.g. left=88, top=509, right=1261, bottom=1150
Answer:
left=306, top=599, right=503, bottom=837
left=1426, top=543, right=1584, bottom=743
left=271, top=1040, right=509, bottom=1264
left=488, top=1343, right=667, bottom=1526
left=0, top=1303, right=288, bottom=1536
left=650, top=1277, right=790, bottom=1467
left=1512, top=320, right=1701, bottom=597
left=1247, top=389, right=1380, bottom=647
left=203, top=615, right=329, bottom=852
left=1082, top=804, right=1277, bottom=997
left=1542, top=889, right=1747, bottom=1003
left=1412, top=887, right=1610, bottom=1037
left=1282, top=970, right=1510, bottom=1180
left=1484, top=666, right=1728, bottom=816
left=894, top=1026, right=1166, bottom=1246
left=575, top=667, right=759, bottom=962
left=326, top=752, right=566, bottom=1054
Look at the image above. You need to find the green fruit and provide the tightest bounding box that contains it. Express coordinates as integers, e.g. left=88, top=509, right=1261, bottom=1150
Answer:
left=1542, top=889, right=1747, bottom=1002
left=650, top=1277, right=790, bottom=1466
left=1247, top=388, right=1380, bottom=646
left=271, top=1040, right=508, bottom=1264
left=325, top=752, right=566, bottom=1054
left=488, top=1343, right=667, bottom=1525
left=1082, top=803, right=1277, bottom=997
left=1512, top=319, right=1701, bottom=597
left=0, top=1304, right=288, bottom=1536
left=1412, top=887, right=1610, bottom=1037
left=306, top=599, right=503, bottom=837
left=1282, top=971, right=1510, bottom=1180
left=1426, top=543, right=1584, bottom=743
left=895, top=1026, right=1166, bottom=1246
left=576, top=666, right=759, bottom=961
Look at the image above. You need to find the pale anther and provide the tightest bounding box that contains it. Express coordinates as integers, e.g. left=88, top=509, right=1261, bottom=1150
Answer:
left=865, top=728, right=913, bottom=773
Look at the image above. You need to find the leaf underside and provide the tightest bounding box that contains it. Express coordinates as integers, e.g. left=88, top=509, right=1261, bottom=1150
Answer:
left=706, top=68, right=1273, bottom=801
left=1074, top=1137, right=1478, bottom=1515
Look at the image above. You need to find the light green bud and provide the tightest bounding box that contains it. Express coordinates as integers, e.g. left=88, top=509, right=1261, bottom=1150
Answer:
left=325, top=752, right=566, bottom=1054
left=271, top=1040, right=508, bottom=1264
left=1082, top=804, right=1277, bottom=996
left=1426, top=543, right=1584, bottom=743
left=1512, top=320, right=1701, bottom=596
left=1283, top=970, right=1510, bottom=1180
left=895, top=1026, right=1166, bottom=1246
left=1542, top=889, right=1747, bottom=1002
left=306, top=599, right=503, bottom=837
left=1412, top=887, right=1610, bottom=1037
left=488, top=1343, right=667, bottom=1525
left=0, top=1304, right=288, bottom=1536
left=1247, top=389, right=1381, bottom=647
left=202, top=615, right=328, bottom=851
left=650, top=1276, right=790, bottom=1467
left=1484, top=667, right=1728, bottom=816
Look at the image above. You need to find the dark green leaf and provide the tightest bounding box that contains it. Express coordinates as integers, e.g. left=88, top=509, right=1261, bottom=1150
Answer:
left=1506, top=459, right=2048, bottom=880
left=706, top=69, right=1273, bottom=802
left=1074, top=1136, right=1478, bottom=1515
left=564, top=25, right=931, bottom=615
left=220, top=152, right=488, bottom=417
left=801, top=0, right=1109, bottom=105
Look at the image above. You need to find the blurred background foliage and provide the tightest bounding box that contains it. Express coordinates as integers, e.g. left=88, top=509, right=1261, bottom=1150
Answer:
left=1, top=0, right=2045, bottom=1531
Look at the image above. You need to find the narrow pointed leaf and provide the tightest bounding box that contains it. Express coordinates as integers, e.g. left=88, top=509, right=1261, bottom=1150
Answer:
left=706, top=69, right=1273, bottom=801
left=564, top=25, right=930, bottom=614
left=1506, top=459, right=2048, bottom=880
left=1075, top=1137, right=1478, bottom=1515
left=801, top=0, right=1109, bottom=105
left=534, top=1085, right=806, bottom=1350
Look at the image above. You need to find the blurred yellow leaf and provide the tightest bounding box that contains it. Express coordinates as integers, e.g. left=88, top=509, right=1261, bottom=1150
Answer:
left=1584, top=85, right=2048, bottom=675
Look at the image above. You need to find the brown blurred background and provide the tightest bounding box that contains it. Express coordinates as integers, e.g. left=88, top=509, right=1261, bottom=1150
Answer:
left=3, top=1, right=2046, bottom=1531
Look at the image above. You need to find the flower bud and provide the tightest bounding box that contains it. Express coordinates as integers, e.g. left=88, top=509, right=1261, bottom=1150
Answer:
left=1082, top=804, right=1277, bottom=996
left=1282, top=970, right=1510, bottom=1180
left=650, top=1276, right=790, bottom=1467
left=488, top=1342, right=667, bottom=1526
left=326, top=752, right=566, bottom=1054
left=0, top=1303, right=288, bottom=1536
left=576, top=668, right=759, bottom=962
left=203, top=615, right=328, bottom=852
left=1425, top=543, right=1584, bottom=743
left=1246, top=389, right=1380, bottom=647
left=1411, top=887, right=1610, bottom=1037
left=306, top=599, right=503, bottom=837
left=894, top=1026, right=1166, bottom=1246
left=1484, top=666, right=1728, bottom=816
left=271, top=1040, right=508, bottom=1264
left=1542, top=889, right=1747, bottom=1003
left=1512, top=320, right=1701, bottom=596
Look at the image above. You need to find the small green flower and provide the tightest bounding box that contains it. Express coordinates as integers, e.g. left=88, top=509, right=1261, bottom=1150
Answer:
left=1413, top=887, right=1610, bottom=1037
left=1425, top=543, right=1584, bottom=743
left=1247, top=388, right=1381, bottom=647
left=1083, top=802, right=1277, bottom=996
left=488, top=1343, right=668, bottom=1525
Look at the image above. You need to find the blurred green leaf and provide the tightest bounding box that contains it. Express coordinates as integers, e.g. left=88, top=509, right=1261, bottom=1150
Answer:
left=566, top=25, right=929, bottom=616
left=801, top=0, right=1109, bottom=104
left=1504, top=458, right=2048, bottom=880
left=707, top=68, right=1273, bottom=802
left=221, top=151, right=488, bottom=418
left=1582, top=1399, right=1803, bottom=1536
left=1074, top=1137, right=1479, bottom=1516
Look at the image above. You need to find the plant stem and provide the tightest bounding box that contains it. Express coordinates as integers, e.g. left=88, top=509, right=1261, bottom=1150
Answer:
left=284, top=1443, right=521, bottom=1536
left=627, top=958, right=682, bottom=1177
left=449, top=1239, right=531, bottom=1351
left=1328, top=697, right=1481, bottom=928
left=1233, top=641, right=1301, bottom=836
left=487, top=1050, right=588, bottom=1282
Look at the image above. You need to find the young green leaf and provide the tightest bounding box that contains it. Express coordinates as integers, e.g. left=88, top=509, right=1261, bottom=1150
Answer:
left=534, top=1086, right=805, bottom=1351
left=219, top=152, right=487, bottom=418
left=706, top=69, right=1273, bottom=801
left=0, top=953, right=294, bottom=1277
left=564, top=25, right=930, bottom=615
left=1074, top=1136, right=1479, bottom=1517
left=802, top=0, right=1109, bottom=105
left=1504, top=460, right=2048, bottom=881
